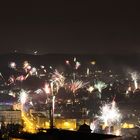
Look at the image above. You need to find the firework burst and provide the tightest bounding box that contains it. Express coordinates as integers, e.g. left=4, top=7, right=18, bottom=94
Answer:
left=68, top=80, right=89, bottom=93
left=23, top=61, right=31, bottom=72
left=9, top=62, right=16, bottom=69
left=51, top=70, right=65, bottom=88
left=99, top=100, right=122, bottom=127
left=94, top=81, right=107, bottom=93
left=19, top=89, right=28, bottom=105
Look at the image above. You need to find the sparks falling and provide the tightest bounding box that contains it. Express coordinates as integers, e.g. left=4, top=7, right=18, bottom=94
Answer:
left=94, top=81, right=107, bottom=93
left=131, top=72, right=138, bottom=90
left=99, top=100, right=122, bottom=127
left=23, top=61, right=31, bottom=72
left=19, top=89, right=28, bottom=110
left=68, top=80, right=88, bottom=93
left=51, top=70, right=65, bottom=88
left=44, top=83, right=51, bottom=94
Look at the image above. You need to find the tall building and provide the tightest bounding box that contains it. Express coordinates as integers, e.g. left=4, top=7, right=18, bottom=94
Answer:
left=0, top=110, right=22, bottom=125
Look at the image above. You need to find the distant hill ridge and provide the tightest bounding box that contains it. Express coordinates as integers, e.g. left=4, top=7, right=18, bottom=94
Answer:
left=0, top=53, right=140, bottom=70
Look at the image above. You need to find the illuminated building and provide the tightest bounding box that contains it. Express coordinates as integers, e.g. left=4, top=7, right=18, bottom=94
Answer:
left=0, top=110, right=22, bottom=125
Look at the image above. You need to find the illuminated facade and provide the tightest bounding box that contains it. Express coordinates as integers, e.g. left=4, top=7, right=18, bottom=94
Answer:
left=0, top=110, right=22, bottom=125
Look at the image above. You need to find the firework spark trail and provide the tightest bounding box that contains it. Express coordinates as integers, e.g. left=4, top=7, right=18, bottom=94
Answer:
left=18, top=89, right=29, bottom=111
left=51, top=70, right=65, bottom=88
left=99, top=100, right=122, bottom=128
left=8, top=75, right=15, bottom=85
left=9, top=62, right=16, bottom=69
left=49, top=81, right=60, bottom=94
left=94, top=81, right=107, bottom=93
left=90, top=119, right=99, bottom=133
left=87, top=68, right=90, bottom=76
left=44, top=83, right=51, bottom=94
left=131, top=72, right=138, bottom=90
left=68, top=80, right=89, bottom=93
left=43, top=83, right=51, bottom=104
left=87, top=86, right=94, bottom=93
left=7, top=61, right=32, bottom=84
left=23, top=61, right=38, bottom=78
left=74, top=57, right=76, bottom=62
left=75, top=61, right=81, bottom=70
left=23, top=61, right=39, bottom=78
left=0, top=72, right=5, bottom=81
left=16, top=75, right=26, bottom=82
left=8, top=75, right=26, bottom=85
left=65, top=60, right=70, bottom=65
left=50, top=81, right=54, bottom=94
left=34, top=89, right=43, bottom=94
left=29, top=67, right=38, bottom=76
left=52, top=96, right=55, bottom=114
left=23, top=61, right=31, bottom=72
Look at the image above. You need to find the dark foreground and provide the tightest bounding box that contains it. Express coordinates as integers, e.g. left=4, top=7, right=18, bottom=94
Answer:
left=10, top=129, right=121, bottom=140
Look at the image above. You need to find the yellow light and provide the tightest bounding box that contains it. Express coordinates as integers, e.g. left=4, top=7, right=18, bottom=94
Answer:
left=22, top=112, right=37, bottom=133
left=45, top=122, right=50, bottom=128
left=64, top=122, right=70, bottom=127
left=91, top=61, right=96, bottom=65
left=128, top=124, right=134, bottom=128
left=122, top=123, right=128, bottom=128
left=114, top=129, right=121, bottom=136
left=102, top=124, right=108, bottom=130
left=55, top=119, right=76, bottom=130
left=121, top=123, right=134, bottom=128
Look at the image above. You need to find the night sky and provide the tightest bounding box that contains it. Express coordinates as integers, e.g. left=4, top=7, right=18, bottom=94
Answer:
left=0, top=1, right=139, bottom=54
